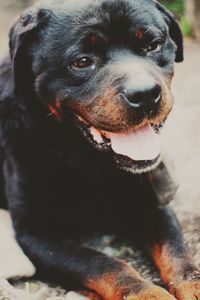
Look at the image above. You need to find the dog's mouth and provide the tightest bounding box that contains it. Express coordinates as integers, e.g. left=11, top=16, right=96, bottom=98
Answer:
left=77, top=116, right=163, bottom=173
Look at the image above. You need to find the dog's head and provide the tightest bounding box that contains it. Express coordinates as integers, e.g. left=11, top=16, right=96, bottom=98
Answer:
left=9, top=0, right=183, bottom=173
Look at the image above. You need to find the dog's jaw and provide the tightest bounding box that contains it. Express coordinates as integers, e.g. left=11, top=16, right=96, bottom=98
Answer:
left=75, top=114, right=163, bottom=174
left=122, top=155, right=162, bottom=174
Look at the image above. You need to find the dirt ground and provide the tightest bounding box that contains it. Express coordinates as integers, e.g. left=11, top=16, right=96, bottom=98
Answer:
left=0, top=0, right=200, bottom=298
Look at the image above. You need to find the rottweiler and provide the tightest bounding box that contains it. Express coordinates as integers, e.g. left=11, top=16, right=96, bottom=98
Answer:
left=0, top=0, right=200, bottom=299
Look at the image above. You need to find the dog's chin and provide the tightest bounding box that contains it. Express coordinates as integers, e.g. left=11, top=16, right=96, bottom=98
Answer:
left=75, top=115, right=163, bottom=174
left=113, top=153, right=161, bottom=174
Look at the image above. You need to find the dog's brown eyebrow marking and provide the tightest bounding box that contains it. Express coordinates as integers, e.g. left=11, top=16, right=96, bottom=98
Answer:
left=88, top=34, right=102, bottom=45
left=84, top=30, right=108, bottom=48
left=135, top=30, right=145, bottom=40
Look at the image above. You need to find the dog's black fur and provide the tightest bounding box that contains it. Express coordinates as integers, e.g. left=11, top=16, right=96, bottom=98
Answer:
left=0, top=0, right=200, bottom=299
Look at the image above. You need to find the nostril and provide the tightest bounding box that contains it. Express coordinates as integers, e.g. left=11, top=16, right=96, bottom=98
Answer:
left=118, top=87, right=126, bottom=94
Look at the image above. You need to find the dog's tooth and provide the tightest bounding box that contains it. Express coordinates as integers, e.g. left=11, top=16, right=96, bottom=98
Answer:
left=90, top=127, right=104, bottom=144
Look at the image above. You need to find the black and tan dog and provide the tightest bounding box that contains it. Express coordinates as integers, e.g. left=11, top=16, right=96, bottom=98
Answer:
left=0, top=0, right=200, bottom=299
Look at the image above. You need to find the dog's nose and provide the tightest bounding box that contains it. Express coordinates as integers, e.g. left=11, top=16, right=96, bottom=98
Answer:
left=126, top=84, right=161, bottom=107
left=122, top=81, right=161, bottom=114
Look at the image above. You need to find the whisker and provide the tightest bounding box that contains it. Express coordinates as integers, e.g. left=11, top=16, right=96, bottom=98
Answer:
left=46, top=112, right=54, bottom=118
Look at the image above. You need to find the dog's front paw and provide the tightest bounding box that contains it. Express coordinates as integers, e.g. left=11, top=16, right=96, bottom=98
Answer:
left=173, top=277, right=200, bottom=300
left=126, top=285, right=176, bottom=300
left=67, top=290, right=103, bottom=300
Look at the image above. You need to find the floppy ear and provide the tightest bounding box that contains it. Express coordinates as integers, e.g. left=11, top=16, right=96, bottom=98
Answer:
left=9, top=8, right=50, bottom=97
left=154, top=1, right=183, bottom=62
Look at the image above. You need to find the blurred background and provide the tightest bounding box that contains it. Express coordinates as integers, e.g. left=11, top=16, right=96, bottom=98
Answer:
left=161, top=0, right=200, bottom=40
left=0, top=1, right=199, bottom=298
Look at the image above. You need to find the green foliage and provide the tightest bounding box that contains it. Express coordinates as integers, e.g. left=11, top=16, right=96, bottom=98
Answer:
left=160, top=0, right=193, bottom=37
left=181, top=16, right=193, bottom=36
left=160, top=0, right=184, bottom=18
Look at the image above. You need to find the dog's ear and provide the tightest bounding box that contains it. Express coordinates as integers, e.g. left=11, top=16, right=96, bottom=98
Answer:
left=9, top=8, right=50, bottom=96
left=154, top=1, right=183, bottom=62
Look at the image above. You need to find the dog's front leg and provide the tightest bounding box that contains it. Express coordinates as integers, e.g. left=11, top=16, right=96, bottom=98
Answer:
left=3, top=153, right=176, bottom=300
left=4, top=164, right=175, bottom=300
left=145, top=206, right=200, bottom=300
left=13, top=229, right=177, bottom=300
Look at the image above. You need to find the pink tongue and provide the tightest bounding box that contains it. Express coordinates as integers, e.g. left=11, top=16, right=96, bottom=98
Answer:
left=109, top=124, right=160, bottom=161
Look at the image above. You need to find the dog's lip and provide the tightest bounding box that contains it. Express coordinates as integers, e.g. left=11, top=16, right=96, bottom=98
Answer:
left=76, top=113, right=163, bottom=151
left=76, top=115, right=112, bottom=152
left=75, top=114, right=163, bottom=172
left=76, top=115, right=164, bottom=137
left=113, top=153, right=161, bottom=174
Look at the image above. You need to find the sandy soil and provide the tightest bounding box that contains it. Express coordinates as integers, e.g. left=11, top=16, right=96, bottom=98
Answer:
left=0, top=0, right=200, bottom=298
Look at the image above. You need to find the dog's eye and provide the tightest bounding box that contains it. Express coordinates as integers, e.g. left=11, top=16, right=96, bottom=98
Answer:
left=70, top=57, right=95, bottom=69
left=145, top=41, right=161, bottom=53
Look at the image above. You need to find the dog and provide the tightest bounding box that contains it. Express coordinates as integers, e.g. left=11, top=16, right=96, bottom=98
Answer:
left=0, top=0, right=200, bottom=299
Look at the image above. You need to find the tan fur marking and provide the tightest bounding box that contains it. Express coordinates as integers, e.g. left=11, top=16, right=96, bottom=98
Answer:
left=78, top=290, right=103, bottom=300
left=135, top=30, right=145, bottom=40
left=175, top=280, right=200, bottom=300
left=152, top=244, right=175, bottom=285
left=152, top=242, right=200, bottom=300
left=88, top=35, right=102, bottom=46
left=48, top=99, right=62, bottom=120
left=66, top=61, right=174, bottom=133
left=86, top=263, right=146, bottom=300
left=126, top=286, right=175, bottom=300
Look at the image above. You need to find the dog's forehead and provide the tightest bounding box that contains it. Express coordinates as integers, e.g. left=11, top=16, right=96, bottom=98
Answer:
left=82, top=1, right=163, bottom=28
left=36, top=0, right=164, bottom=30
left=36, top=0, right=155, bottom=11
left=31, top=0, right=167, bottom=65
